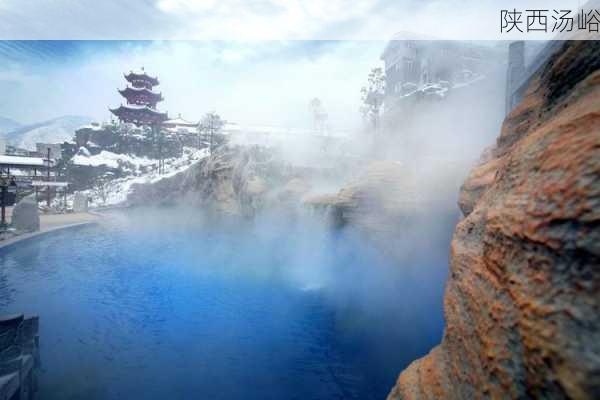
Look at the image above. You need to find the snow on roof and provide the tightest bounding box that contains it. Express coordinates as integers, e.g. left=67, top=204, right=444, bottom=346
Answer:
left=124, top=68, right=159, bottom=84
left=166, top=126, right=197, bottom=134
left=31, top=181, right=69, bottom=187
left=110, top=104, right=167, bottom=116
left=128, top=68, right=156, bottom=77
left=120, top=85, right=162, bottom=96
left=164, top=116, right=197, bottom=126
left=0, top=155, right=49, bottom=167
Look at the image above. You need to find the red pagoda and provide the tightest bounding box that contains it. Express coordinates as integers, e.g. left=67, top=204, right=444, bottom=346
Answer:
left=110, top=68, right=168, bottom=126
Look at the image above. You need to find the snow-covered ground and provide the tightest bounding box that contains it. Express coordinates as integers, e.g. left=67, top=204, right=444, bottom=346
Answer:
left=72, top=148, right=156, bottom=170
left=72, top=147, right=209, bottom=208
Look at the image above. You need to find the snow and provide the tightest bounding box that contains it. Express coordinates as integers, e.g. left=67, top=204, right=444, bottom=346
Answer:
left=74, top=147, right=209, bottom=207
left=397, top=73, right=486, bottom=100
left=0, top=155, right=48, bottom=167
left=128, top=69, right=157, bottom=79
left=122, top=85, right=161, bottom=95
left=76, top=146, right=91, bottom=157
left=77, top=123, right=104, bottom=131
left=72, top=150, right=155, bottom=169
left=166, top=126, right=197, bottom=135
left=31, top=181, right=68, bottom=187
left=164, top=116, right=197, bottom=126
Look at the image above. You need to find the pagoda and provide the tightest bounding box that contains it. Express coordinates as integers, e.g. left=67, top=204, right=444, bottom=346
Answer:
left=110, top=67, right=168, bottom=126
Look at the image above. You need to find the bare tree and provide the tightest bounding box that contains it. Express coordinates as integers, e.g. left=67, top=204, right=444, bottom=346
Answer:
left=309, top=98, right=328, bottom=134
left=92, top=172, right=113, bottom=206
left=360, top=67, right=386, bottom=134
left=199, top=112, right=225, bottom=155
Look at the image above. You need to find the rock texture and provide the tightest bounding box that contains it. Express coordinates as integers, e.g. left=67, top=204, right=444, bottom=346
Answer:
left=304, top=161, right=423, bottom=233
left=11, top=195, right=40, bottom=232
left=128, top=145, right=313, bottom=217
left=388, top=41, right=600, bottom=399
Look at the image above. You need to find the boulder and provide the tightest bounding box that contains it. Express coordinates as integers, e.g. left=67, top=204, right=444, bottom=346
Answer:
left=11, top=196, right=40, bottom=232
left=304, top=161, right=424, bottom=234
left=388, top=41, right=600, bottom=400
left=127, top=145, right=311, bottom=217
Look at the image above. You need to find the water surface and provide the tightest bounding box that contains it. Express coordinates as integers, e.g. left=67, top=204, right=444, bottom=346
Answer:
left=0, top=210, right=449, bottom=399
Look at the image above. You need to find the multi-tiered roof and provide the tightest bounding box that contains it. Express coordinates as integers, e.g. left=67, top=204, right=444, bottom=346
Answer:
left=110, top=68, right=168, bottom=126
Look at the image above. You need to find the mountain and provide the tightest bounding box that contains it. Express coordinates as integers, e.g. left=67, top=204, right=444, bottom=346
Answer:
left=4, top=115, right=93, bottom=150
left=0, top=117, right=22, bottom=135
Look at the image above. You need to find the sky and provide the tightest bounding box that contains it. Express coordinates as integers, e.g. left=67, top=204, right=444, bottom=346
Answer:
left=0, top=0, right=595, bottom=128
left=0, top=0, right=591, bottom=40
left=0, top=40, right=384, bottom=129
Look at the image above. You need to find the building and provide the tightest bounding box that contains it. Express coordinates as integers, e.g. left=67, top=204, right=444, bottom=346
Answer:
left=504, top=40, right=562, bottom=115
left=35, top=143, right=62, bottom=160
left=110, top=68, right=169, bottom=172
left=380, top=33, right=500, bottom=99
left=110, top=68, right=168, bottom=126
left=163, top=114, right=198, bottom=135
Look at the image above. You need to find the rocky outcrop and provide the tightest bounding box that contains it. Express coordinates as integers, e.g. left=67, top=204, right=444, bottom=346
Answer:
left=128, top=145, right=313, bottom=217
left=11, top=195, right=40, bottom=232
left=304, top=161, right=423, bottom=233
left=388, top=41, right=600, bottom=399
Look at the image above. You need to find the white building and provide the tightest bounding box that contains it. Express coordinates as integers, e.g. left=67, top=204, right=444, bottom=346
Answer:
left=381, top=32, right=502, bottom=98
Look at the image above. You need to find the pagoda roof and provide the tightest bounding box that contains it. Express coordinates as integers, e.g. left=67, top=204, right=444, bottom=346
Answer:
left=164, top=114, right=198, bottom=127
left=118, top=85, right=163, bottom=101
left=109, top=105, right=168, bottom=126
left=124, top=69, right=159, bottom=86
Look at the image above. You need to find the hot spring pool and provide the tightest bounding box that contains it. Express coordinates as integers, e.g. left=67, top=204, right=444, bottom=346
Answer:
left=0, top=211, right=449, bottom=400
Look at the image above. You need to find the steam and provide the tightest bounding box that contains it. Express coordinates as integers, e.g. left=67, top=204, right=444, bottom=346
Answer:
left=5, top=38, right=509, bottom=382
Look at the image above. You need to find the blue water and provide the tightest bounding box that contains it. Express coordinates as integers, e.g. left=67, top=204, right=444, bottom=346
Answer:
left=0, top=210, right=450, bottom=400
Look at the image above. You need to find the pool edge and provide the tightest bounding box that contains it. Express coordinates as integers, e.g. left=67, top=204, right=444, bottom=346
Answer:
left=0, top=218, right=100, bottom=251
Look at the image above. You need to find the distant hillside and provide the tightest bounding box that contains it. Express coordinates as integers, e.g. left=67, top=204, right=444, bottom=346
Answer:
left=4, top=115, right=93, bottom=150
left=0, top=116, right=21, bottom=135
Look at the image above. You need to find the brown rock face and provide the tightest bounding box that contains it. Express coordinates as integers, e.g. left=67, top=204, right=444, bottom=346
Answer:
left=388, top=41, right=600, bottom=400
left=304, top=161, right=424, bottom=236
left=128, top=145, right=313, bottom=217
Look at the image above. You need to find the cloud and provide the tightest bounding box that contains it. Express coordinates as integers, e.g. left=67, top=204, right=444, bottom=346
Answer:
left=0, top=40, right=384, bottom=130
left=0, top=0, right=591, bottom=40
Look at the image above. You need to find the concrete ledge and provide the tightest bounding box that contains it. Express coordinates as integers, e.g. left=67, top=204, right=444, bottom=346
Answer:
left=0, top=213, right=100, bottom=251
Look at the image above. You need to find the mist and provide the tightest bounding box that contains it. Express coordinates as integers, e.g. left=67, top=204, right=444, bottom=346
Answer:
left=1, top=38, right=510, bottom=399
left=96, top=203, right=453, bottom=394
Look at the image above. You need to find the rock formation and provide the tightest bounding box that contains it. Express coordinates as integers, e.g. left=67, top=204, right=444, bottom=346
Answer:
left=128, top=145, right=314, bottom=217
left=304, top=161, right=423, bottom=232
left=387, top=41, right=600, bottom=399
left=11, top=195, right=40, bottom=232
